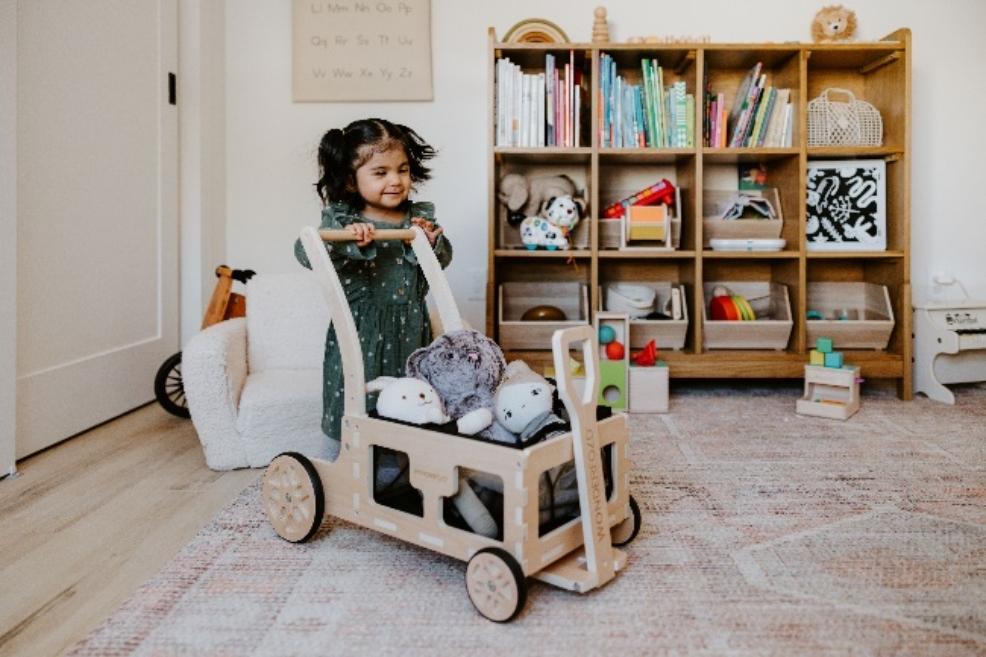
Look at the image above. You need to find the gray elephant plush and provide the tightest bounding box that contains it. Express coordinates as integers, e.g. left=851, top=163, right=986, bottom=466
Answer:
left=406, top=329, right=506, bottom=437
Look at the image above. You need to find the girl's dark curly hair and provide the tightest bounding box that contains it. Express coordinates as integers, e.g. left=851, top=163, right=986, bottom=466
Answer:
left=315, top=118, right=436, bottom=208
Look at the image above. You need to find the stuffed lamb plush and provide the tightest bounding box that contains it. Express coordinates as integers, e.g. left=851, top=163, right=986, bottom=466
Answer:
left=366, top=376, right=451, bottom=425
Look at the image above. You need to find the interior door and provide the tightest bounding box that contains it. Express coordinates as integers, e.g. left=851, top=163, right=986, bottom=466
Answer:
left=16, top=0, right=179, bottom=457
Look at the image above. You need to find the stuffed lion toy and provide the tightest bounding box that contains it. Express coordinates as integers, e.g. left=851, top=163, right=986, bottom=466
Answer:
left=812, top=5, right=857, bottom=43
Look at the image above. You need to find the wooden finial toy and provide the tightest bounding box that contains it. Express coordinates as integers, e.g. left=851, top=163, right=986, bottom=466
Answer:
left=592, top=6, right=610, bottom=43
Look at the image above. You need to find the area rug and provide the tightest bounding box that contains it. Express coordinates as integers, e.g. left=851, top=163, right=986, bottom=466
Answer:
left=68, top=383, right=986, bottom=657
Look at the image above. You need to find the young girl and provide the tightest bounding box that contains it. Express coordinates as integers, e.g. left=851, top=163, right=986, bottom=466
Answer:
left=295, top=118, right=452, bottom=456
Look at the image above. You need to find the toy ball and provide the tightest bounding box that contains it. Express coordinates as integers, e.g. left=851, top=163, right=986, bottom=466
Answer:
left=605, top=340, right=625, bottom=360
left=521, top=305, right=567, bottom=322
left=598, top=325, right=616, bottom=344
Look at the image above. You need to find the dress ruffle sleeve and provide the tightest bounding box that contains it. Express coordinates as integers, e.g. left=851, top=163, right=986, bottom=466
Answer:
left=294, top=203, right=378, bottom=270
left=403, top=201, right=453, bottom=269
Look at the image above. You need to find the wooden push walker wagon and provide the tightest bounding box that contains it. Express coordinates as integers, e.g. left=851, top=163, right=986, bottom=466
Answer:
left=262, top=226, right=640, bottom=622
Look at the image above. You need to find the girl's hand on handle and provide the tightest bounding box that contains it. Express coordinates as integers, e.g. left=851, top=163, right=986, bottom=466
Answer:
left=411, top=217, right=444, bottom=246
left=349, top=222, right=375, bottom=247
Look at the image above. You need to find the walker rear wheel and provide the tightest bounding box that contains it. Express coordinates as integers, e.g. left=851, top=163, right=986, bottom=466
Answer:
left=611, top=495, right=641, bottom=547
left=263, top=452, right=324, bottom=543
left=465, top=547, right=527, bottom=622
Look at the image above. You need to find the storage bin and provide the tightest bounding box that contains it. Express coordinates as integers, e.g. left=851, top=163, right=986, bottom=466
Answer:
left=498, top=281, right=589, bottom=350
left=805, top=282, right=894, bottom=350
left=603, top=282, right=688, bottom=350
left=702, top=188, right=783, bottom=247
left=702, top=281, right=792, bottom=350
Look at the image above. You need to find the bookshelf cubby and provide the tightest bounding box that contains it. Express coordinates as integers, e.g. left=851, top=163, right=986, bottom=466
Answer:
left=486, top=28, right=912, bottom=397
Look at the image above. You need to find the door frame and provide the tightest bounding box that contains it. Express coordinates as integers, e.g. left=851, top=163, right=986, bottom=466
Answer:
left=1, top=0, right=17, bottom=478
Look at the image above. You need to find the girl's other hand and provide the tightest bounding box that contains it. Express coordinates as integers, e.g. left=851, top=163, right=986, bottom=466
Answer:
left=411, top=217, right=444, bottom=246
left=349, top=222, right=375, bottom=247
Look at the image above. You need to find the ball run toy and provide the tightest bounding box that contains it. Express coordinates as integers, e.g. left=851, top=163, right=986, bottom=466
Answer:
left=605, top=340, right=625, bottom=361
left=599, top=324, right=616, bottom=344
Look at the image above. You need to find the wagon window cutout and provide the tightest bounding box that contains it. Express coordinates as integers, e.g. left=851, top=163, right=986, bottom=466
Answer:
left=441, top=468, right=506, bottom=541
left=372, top=446, right=423, bottom=518
left=539, top=444, right=615, bottom=537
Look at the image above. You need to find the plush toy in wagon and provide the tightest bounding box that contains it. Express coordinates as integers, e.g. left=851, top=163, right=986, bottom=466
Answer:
left=262, top=226, right=640, bottom=622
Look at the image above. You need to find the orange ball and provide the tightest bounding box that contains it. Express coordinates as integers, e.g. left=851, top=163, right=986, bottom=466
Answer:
left=605, top=340, right=625, bottom=360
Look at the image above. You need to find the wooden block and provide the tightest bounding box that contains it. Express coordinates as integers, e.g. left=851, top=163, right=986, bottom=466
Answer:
left=629, top=365, right=669, bottom=413
left=628, top=204, right=667, bottom=222
left=810, top=350, right=825, bottom=366
left=628, top=222, right=666, bottom=241
left=824, top=351, right=844, bottom=368
left=816, top=337, right=834, bottom=353
left=599, top=360, right=628, bottom=410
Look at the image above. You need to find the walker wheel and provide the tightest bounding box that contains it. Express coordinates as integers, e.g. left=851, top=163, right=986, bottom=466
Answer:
left=154, top=352, right=189, bottom=418
left=465, top=547, right=527, bottom=622
left=263, top=452, right=324, bottom=543
left=611, top=495, right=641, bottom=547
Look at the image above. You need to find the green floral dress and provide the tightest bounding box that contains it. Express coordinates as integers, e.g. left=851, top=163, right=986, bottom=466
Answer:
left=294, top=200, right=453, bottom=448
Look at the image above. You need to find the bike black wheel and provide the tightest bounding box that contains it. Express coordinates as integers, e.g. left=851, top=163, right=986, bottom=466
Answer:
left=154, top=352, right=190, bottom=418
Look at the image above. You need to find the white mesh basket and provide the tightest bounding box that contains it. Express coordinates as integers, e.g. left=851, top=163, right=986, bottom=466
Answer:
left=807, top=88, right=883, bottom=147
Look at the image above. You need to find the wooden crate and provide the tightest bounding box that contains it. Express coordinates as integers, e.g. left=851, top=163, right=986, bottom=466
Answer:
left=805, top=282, right=895, bottom=350
left=702, top=281, right=793, bottom=350
left=796, top=365, right=861, bottom=420
left=702, top=188, right=783, bottom=247
left=498, top=282, right=589, bottom=350
left=602, top=282, right=688, bottom=351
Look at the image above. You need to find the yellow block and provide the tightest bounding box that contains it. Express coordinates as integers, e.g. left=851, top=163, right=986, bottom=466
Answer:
left=809, top=350, right=825, bottom=365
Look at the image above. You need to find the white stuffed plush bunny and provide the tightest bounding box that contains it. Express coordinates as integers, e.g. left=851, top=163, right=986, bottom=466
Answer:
left=366, top=376, right=451, bottom=425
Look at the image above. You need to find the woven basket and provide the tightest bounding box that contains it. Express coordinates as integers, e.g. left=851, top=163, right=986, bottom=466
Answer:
left=807, top=88, right=883, bottom=147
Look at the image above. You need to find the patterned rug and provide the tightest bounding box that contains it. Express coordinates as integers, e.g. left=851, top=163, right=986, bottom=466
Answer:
left=68, top=383, right=986, bottom=657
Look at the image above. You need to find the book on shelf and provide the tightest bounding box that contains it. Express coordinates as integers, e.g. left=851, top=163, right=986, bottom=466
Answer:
left=495, top=52, right=584, bottom=147
left=705, top=62, right=792, bottom=148
left=598, top=53, right=694, bottom=149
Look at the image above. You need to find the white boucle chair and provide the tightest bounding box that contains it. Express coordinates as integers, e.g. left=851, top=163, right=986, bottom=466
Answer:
left=183, top=273, right=332, bottom=470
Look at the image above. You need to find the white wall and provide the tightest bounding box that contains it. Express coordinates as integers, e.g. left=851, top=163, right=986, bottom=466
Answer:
left=1, top=0, right=17, bottom=477
left=225, top=0, right=986, bottom=330
left=179, top=0, right=227, bottom=346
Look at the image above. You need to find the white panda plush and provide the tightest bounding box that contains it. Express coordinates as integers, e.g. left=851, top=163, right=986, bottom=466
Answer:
left=519, top=195, right=585, bottom=251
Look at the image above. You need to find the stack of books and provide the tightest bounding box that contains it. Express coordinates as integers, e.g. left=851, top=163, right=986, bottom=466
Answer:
left=495, top=52, right=583, bottom=147
left=599, top=54, right=694, bottom=149
left=704, top=62, right=793, bottom=148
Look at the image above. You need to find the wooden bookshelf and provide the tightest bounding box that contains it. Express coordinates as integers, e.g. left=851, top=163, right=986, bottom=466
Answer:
left=486, top=28, right=912, bottom=398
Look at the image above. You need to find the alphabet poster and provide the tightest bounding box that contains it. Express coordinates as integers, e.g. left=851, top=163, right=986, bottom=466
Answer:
left=293, top=0, right=433, bottom=102
left=806, top=159, right=886, bottom=251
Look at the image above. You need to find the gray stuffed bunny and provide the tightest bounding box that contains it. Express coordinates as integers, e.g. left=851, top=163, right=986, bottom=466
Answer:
left=405, top=329, right=506, bottom=436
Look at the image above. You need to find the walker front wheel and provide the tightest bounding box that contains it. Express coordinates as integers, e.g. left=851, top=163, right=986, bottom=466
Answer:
left=465, top=547, right=527, bottom=622
left=263, top=452, right=324, bottom=543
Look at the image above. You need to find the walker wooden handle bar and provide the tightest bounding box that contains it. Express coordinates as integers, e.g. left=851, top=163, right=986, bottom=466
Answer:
left=319, top=228, right=416, bottom=242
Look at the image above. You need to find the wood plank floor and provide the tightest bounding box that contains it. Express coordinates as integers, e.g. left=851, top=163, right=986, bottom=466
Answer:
left=0, top=405, right=260, bottom=657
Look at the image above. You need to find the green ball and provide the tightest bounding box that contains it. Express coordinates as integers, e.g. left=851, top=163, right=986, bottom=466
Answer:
left=599, top=325, right=616, bottom=344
